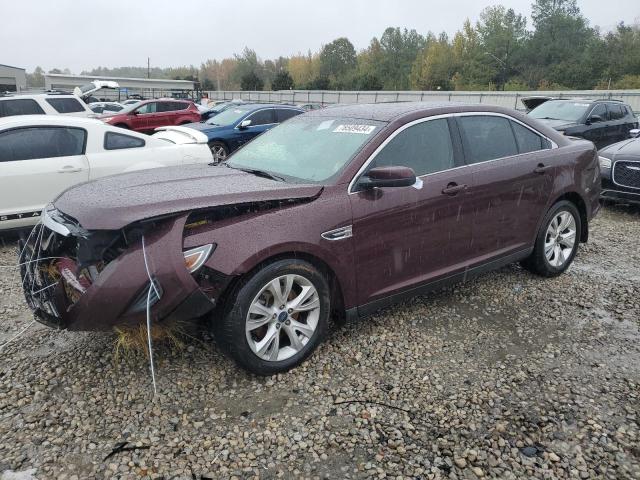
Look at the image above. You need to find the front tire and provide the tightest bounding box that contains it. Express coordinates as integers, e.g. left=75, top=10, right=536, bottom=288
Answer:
left=215, top=260, right=330, bottom=375
left=522, top=200, right=581, bottom=277
left=209, top=141, right=228, bottom=164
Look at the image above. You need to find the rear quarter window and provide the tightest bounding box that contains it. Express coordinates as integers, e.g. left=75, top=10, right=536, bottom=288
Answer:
left=45, top=98, right=86, bottom=114
left=511, top=121, right=549, bottom=153
left=0, top=99, right=46, bottom=117
left=104, top=132, right=146, bottom=150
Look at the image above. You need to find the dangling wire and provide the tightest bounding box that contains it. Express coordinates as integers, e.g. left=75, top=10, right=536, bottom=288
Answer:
left=0, top=320, right=35, bottom=354
left=141, top=235, right=158, bottom=395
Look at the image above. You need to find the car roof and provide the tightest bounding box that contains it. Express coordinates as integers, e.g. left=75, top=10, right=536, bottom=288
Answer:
left=0, top=114, right=105, bottom=128
left=303, top=101, right=496, bottom=122
left=0, top=93, right=78, bottom=100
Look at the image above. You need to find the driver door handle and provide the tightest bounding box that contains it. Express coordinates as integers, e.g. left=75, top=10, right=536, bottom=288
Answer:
left=534, top=163, right=551, bottom=174
left=442, top=183, right=468, bottom=195
left=58, top=166, right=82, bottom=173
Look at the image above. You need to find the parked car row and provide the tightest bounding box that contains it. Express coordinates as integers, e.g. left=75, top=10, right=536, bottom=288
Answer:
left=19, top=102, right=602, bottom=375
left=0, top=115, right=213, bottom=230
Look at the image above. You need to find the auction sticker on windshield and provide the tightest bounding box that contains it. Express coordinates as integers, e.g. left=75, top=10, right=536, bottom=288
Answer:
left=333, top=124, right=376, bottom=134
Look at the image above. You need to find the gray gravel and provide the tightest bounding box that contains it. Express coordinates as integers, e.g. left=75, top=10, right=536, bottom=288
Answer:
left=1, top=205, right=639, bottom=480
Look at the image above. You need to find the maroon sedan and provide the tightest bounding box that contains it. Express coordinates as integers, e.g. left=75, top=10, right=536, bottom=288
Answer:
left=101, top=99, right=201, bottom=133
left=21, top=103, right=600, bottom=375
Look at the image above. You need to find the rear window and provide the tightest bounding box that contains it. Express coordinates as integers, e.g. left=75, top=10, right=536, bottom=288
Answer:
left=0, top=99, right=45, bottom=117
left=45, top=97, right=86, bottom=114
left=0, top=127, right=86, bottom=162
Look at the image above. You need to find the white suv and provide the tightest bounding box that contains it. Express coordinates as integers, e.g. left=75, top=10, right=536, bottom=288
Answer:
left=0, top=93, right=95, bottom=118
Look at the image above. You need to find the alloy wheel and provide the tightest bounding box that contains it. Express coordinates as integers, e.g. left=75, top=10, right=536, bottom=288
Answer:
left=544, top=210, right=577, bottom=268
left=245, top=274, right=320, bottom=362
left=211, top=145, right=227, bottom=163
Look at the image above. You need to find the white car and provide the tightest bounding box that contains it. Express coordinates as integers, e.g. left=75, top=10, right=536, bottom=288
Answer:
left=0, top=115, right=213, bottom=230
left=0, top=93, right=95, bottom=118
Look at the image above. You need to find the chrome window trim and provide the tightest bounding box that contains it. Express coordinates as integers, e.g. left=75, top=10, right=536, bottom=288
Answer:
left=347, top=111, right=558, bottom=195
left=612, top=159, right=640, bottom=190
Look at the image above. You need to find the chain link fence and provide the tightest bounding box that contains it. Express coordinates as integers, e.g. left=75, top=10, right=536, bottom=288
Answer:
left=204, top=89, right=640, bottom=113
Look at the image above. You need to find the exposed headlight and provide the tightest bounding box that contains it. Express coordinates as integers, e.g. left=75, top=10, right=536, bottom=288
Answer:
left=598, top=156, right=612, bottom=169
left=183, top=244, right=214, bottom=273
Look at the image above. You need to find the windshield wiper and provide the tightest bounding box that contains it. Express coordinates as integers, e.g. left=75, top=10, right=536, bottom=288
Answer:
left=225, top=164, right=286, bottom=182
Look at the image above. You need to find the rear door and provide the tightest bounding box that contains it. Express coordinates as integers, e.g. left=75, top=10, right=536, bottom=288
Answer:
left=0, top=126, right=89, bottom=229
left=456, top=114, right=555, bottom=264
left=607, top=103, right=629, bottom=143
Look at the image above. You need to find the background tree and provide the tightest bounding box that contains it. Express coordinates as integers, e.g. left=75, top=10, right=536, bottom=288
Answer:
left=271, top=70, right=294, bottom=90
left=411, top=34, right=455, bottom=90
left=240, top=71, right=264, bottom=91
left=377, top=28, right=426, bottom=89
left=318, top=37, right=357, bottom=86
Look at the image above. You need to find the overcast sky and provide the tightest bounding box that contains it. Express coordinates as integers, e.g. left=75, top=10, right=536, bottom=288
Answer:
left=3, top=0, right=637, bottom=73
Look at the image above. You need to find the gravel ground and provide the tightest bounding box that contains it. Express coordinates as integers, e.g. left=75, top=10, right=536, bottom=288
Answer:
left=0, top=205, right=639, bottom=480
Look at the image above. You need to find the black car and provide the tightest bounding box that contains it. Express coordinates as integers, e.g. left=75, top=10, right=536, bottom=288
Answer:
left=599, top=129, right=640, bottom=205
left=529, top=99, right=638, bottom=149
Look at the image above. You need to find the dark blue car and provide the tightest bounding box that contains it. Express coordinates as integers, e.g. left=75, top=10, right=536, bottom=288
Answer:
left=185, top=103, right=304, bottom=163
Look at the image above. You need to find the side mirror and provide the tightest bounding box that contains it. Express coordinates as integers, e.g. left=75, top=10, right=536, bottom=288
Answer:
left=588, top=114, right=603, bottom=124
left=358, top=166, right=417, bottom=189
left=630, top=128, right=640, bottom=138
left=239, top=119, right=252, bottom=129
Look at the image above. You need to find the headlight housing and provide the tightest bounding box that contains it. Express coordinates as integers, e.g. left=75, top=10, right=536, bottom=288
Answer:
left=183, top=244, right=215, bottom=273
left=598, top=156, right=612, bottom=169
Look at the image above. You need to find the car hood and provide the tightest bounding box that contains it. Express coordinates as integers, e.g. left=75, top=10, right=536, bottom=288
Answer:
left=183, top=122, right=230, bottom=134
left=532, top=118, right=580, bottom=131
left=53, top=164, right=323, bottom=230
left=599, top=138, right=640, bottom=161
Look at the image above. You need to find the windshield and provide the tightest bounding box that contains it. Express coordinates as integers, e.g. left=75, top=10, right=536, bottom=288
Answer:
left=206, top=105, right=252, bottom=125
left=529, top=101, right=591, bottom=122
left=227, top=116, right=385, bottom=183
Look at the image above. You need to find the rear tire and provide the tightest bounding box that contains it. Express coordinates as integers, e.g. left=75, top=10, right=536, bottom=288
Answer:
left=521, top=200, right=581, bottom=277
left=214, top=259, right=330, bottom=375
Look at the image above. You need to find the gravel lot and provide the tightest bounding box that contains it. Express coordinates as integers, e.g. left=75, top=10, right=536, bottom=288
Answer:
left=1, top=205, right=639, bottom=480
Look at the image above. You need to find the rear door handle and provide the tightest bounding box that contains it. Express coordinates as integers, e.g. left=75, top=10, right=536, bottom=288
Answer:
left=442, top=183, right=468, bottom=195
left=534, top=163, right=551, bottom=174
left=58, top=166, right=82, bottom=173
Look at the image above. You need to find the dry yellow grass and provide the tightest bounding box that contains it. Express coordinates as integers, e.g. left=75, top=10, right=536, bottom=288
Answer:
left=113, top=321, right=198, bottom=361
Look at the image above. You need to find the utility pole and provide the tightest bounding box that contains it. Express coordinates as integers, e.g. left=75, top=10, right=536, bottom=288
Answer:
left=147, top=57, right=150, bottom=79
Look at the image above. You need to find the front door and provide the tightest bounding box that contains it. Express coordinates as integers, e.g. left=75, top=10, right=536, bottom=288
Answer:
left=237, top=109, right=276, bottom=147
left=0, top=126, right=89, bottom=229
left=349, top=117, right=473, bottom=307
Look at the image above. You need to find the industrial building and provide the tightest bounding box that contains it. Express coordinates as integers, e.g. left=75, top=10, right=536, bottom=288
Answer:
left=44, top=73, right=196, bottom=100
left=0, top=64, right=27, bottom=93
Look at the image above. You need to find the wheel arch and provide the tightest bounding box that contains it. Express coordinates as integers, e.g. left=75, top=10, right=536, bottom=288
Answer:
left=552, top=191, right=589, bottom=242
left=224, top=250, right=346, bottom=321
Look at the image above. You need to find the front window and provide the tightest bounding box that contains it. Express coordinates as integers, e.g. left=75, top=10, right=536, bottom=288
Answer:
left=206, top=105, right=254, bottom=126
left=227, top=116, right=385, bottom=183
left=135, top=102, right=157, bottom=114
left=529, top=101, right=591, bottom=123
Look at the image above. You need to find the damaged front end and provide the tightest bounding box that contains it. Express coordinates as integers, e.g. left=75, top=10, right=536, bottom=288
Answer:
left=20, top=205, right=230, bottom=331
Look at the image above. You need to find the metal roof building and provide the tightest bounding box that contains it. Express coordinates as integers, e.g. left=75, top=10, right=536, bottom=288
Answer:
left=0, top=64, right=27, bottom=93
left=44, top=73, right=195, bottom=100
